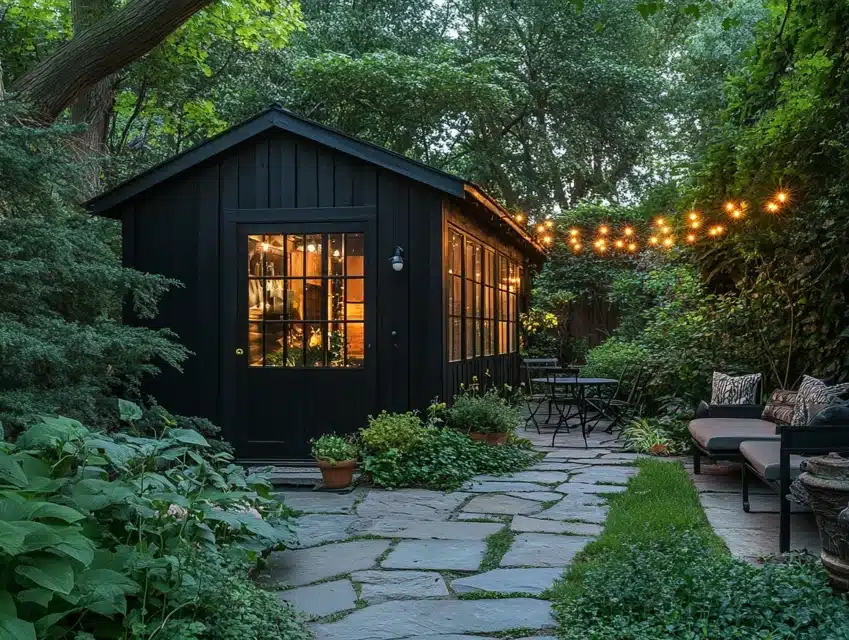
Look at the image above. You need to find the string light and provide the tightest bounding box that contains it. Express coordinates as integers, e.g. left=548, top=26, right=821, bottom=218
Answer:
left=628, top=243, right=637, bottom=252
left=624, top=227, right=634, bottom=236
left=649, top=236, right=659, bottom=245
left=687, top=233, right=696, bottom=243
left=573, top=243, right=582, bottom=251
left=514, top=213, right=524, bottom=223
left=545, top=219, right=554, bottom=228
left=599, top=225, right=609, bottom=235
left=569, top=228, right=579, bottom=237
left=725, top=202, right=736, bottom=213
left=663, top=237, right=674, bottom=247
left=690, top=220, right=701, bottom=229
left=615, top=239, right=624, bottom=248
left=776, top=191, right=788, bottom=204
left=688, top=212, right=699, bottom=221
left=655, top=217, right=665, bottom=226
left=765, top=201, right=779, bottom=213
left=730, top=209, right=743, bottom=219
left=536, top=224, right=545, bottom=233
left=661, top=225, right=672, bottom=235
left=543, top=235, right=553, bottom=245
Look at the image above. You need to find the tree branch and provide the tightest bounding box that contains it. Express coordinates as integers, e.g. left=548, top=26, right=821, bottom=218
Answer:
left=10, top=0, right=214, bottom=121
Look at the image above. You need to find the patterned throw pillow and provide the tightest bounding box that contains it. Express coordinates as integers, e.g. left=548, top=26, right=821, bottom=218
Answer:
left=791, top=376, right=849, bottom=426
left=761, top=389, right=798, bottom=425
left=711, top=372, right=762, bottom=405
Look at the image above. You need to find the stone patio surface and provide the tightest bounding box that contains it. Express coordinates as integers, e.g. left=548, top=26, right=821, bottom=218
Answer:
left=264, top=409, right=823, bottom=637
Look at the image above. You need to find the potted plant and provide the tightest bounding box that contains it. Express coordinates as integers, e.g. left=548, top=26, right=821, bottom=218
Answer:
left=446, top=386, right=522, bottom=445
left=311, top=434, right=358, bottom=489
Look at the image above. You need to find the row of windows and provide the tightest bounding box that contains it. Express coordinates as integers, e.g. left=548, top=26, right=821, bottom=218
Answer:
left=447, top=227, right=522, bottom=362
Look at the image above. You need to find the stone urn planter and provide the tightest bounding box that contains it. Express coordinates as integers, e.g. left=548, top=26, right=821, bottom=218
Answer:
left=469, top=431, right=508, bottom=445
left=798, top=453, right=849, bottom=592
left=316, top=459, right=357, bottom=489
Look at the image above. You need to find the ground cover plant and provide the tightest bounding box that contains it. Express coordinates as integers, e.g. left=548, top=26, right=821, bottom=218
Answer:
left=360, top=398, right=537, bottom=490
left=0, top=404, right=310, bottom=640
left=550, top=460, right=849, bottom=639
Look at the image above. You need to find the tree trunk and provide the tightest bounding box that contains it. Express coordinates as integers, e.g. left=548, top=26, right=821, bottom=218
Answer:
left=71, top=0, right=119, bottom=194
left=10, top=0, right=214, bottom=122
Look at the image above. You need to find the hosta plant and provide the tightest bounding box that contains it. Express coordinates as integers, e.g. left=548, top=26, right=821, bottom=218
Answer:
left=0, top=403, right=300, bottom=639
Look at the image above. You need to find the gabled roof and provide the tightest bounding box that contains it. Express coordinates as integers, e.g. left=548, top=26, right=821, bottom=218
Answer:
left=86, top=105, right=544, bottom=257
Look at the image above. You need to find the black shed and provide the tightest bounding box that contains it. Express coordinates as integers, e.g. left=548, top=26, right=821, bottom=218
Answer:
left=87, top=106, right=545, bottom=461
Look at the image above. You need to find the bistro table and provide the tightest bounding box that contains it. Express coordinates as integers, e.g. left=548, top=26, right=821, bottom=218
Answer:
left=531, top=376, right=618, bottom=447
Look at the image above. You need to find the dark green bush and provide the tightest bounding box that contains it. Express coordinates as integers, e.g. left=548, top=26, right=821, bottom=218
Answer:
left=446, top=386, right=522, bottom=435
left=554, top=532, right=849, bottom=640
left=360, top=410, right=428, bottom=454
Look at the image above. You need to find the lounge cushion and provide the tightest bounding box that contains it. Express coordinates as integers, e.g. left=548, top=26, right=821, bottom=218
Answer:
left=740, top=440, right=806, bottom=481
left=688, top=418, right=778, bottom=452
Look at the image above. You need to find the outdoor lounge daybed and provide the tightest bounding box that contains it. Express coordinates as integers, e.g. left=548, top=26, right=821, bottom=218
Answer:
left=688, top=403, right=777, bottom=474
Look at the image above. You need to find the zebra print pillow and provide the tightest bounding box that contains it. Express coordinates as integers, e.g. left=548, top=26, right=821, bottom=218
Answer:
left=710, top=372, right=761, bottom=405
left=790, top=376, right=849, bottom=426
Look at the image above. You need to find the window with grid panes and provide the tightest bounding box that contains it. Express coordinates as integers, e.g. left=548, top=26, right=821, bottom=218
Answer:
left=447, top=230, right=463, bottom=361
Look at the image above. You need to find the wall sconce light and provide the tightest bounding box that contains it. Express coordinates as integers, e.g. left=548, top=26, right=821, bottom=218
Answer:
left=390, top=246, right=404, bottom=272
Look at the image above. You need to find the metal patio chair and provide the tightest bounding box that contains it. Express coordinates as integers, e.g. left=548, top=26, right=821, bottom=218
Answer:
left=521, top=358, right=559, bottom=432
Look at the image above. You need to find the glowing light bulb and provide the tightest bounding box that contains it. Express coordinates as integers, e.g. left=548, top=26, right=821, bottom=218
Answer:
left=663, top=237, right=674, bottom=247
left=687, top=234, right=696, bottom=243
left=661, top=225, right=671, bottom=235
left=649, top=236, right=658, bottom=245
left=624, top=227, right=634, bottom=236
left=569, top=228, right=579, bottom=237
left=655, top=217, right=665, bottom=226
left=731, top=209, right=742, bottom=219
left=615, top=239, right=624, bottom=248
left=599, top=225, right=609, bottom=235
left=514, top=213, right=524, bottom=222
left=628, top=243, right=637, bottom=252
left=689, top=212, right=698, bottom=221
left=574, top=243, right=582, bottom=251
left=543, top=235, right=553, bottom=245
left=537, top=224, right=545, bottom=233
left=725, top=201, right=736, bottom=212
left=776, top=191, right=788, bottom=203
left=691, top=220, right=700, bottom=229
left=545, top=219, right=554, bottom=228
left=766, top=201, right=779, bottom=213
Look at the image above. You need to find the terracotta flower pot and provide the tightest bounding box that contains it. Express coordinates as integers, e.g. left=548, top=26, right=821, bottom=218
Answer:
left=469, top=432, right=508, bottom=445
left=316, top=459, right=357, bottom=489
left=798, top=453, right=849, bottom=592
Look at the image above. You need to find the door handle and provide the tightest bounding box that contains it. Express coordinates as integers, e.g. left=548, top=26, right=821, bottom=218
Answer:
left=235, top=348, right=244, bottom=356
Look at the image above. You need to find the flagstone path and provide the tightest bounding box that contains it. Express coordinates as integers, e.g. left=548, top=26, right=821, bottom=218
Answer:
left=265, top=428, right=642, bottom=640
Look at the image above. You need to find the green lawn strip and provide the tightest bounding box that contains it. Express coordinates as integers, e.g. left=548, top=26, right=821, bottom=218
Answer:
left=547, top=459, right=849, bottom=639
left=480, top=527, right=516, bottom=571
left=548, top=458, right=723, bottom=600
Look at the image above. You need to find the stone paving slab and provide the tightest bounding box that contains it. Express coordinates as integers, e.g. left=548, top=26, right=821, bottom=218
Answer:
left=508, top=491, right=564, bottom=502
left=544, top=449, right=610, bottom=460
left=475, top=471, right=572, bottom=484
left=382, top=540, right=486, bottom=571
left=357, top=489, right=470, bottom=521
left=568, top=466, right=637, bottom=485
left=500, top=533, right=592, bottom=567
left=278, top=490, right=362, bottom=514
left=462, top=494, right=543, bottom=515
left=355, top=518, right=503, bottom=540
left=455, top=513, right=504, bottom=522
left=451, top=568, right=563, bottom=595
left=555, top=481, right=627, bottom=495
left=531, top=462, right=588, bottom=471
left=351, top=570, right=449, bottom=603
left=310, top=598, right=554, bottom=640
left=511, top=515, right=603, bottom=536
left=265, top=539, right=391, bottom=586
left=535, top=500, right=609, bottom=524
left=278, top=579, right=357, bottom=619
left=293, top=514, right=358, bottom=548
left=465, top=481, right=552, bottom=493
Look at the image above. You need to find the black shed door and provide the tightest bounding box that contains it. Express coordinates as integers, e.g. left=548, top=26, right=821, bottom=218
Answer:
left=229, top=219, right=376, bottom=460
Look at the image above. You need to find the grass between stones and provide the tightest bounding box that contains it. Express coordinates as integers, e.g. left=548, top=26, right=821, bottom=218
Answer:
left=490, top=627, right=555, bottom=639
left=549, top=459, right=723, bottom=600
left=480, top=527, right=516, bottom=571
left=456, top=590, right=541, bottom=600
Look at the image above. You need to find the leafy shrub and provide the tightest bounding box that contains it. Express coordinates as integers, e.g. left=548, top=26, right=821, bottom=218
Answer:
left=621, top=418, right=685, bottom=455
left=581, top=339, right=647, bottom=382
left=311, top=433, right=357, bottom=463
left=0, top=407, right=305, bottom=639
left=360, top=411, right=427, bottom=454
left=554, top=532, right=849, bottom=639
left=362, top=426, right=537, bottom=490
left=446, top=387, right=522, bottom=434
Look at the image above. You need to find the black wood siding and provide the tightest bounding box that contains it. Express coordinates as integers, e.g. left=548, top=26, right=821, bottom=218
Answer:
left=122, top=130, right=444, bottom=453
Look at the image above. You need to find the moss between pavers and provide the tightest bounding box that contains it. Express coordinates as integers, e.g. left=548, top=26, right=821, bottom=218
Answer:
left=480, top=528, right=517, bottom=571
